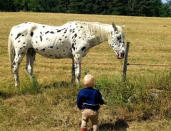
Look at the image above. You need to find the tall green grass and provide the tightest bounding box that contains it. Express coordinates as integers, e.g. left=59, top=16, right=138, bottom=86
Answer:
left=0, top=71, right=170, bottom=130
left=0, top=75, right=41, bottom=99
left=95, top=71, right=171, bottom=121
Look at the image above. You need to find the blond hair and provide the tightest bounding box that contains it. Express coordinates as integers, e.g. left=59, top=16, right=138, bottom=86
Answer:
left=83, top=74, right=94, bottom=87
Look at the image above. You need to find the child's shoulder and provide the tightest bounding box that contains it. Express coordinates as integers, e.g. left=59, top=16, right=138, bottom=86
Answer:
left=80, top=87, right=99, bottom=92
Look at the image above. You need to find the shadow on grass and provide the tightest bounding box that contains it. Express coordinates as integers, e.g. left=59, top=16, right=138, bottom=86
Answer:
left=0, top=79, right=79, bottom=99
left=42, top=81, right=77, bottom=89
left=0, top=91, right=13, bottom=99
left=99, top=119, right=129, bottom=131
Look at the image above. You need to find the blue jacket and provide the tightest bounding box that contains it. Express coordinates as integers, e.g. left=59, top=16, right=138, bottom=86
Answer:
left=77, top=87, right=104, bottom=111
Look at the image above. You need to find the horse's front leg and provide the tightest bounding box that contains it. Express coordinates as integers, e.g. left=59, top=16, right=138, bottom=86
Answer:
left=73, top=54, right=82, bottom=83
left=71, top=58, right=75, bottom=83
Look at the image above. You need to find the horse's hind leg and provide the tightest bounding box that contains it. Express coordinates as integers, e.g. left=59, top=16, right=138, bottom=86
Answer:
left=26, top=48, right=36, bottom=79
left=12, top=49, right=26, bottom=87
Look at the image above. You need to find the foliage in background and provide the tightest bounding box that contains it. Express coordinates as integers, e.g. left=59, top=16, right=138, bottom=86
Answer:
left=95, top=72, right=171, bottom=120
left=0, top=0, right=171, bottom=17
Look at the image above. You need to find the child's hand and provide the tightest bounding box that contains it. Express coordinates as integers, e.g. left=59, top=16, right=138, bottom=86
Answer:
left=103, top=101, right=107, bottom=105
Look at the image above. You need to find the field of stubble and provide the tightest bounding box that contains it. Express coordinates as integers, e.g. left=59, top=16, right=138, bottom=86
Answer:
left=0, top=12, right=171, bottom=131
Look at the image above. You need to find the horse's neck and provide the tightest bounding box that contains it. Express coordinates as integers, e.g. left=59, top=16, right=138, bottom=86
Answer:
left=88, top=23, right=111, bottom=44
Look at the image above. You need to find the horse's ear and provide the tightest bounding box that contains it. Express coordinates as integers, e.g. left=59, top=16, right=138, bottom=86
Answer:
left=112, top=23, right=118, bottom=31
left=121, top=25, right=125, bottom=29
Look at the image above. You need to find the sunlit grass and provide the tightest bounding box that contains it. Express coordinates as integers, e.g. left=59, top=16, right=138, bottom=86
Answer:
left=0, top=12, right=171, bottom=130
left=0, top=12, right=171, bottom=85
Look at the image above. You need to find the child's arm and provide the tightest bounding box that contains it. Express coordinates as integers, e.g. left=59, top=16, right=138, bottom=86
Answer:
left=97, top=91, right=105, bottom=105
left=77, top=92, right=85, bottom=110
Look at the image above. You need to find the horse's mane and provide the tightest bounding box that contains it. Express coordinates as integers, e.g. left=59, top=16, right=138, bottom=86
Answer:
left=70, top=21, right=113, bottom=42
left=86, top=22, right=112, bottom=42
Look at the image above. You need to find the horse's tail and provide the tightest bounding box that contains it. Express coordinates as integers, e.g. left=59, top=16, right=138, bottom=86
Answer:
left=8, top=23, right=37, bottom=70
left=8, top=33, right=15, bottom=71
left=27, top=24, right=37, bottom=37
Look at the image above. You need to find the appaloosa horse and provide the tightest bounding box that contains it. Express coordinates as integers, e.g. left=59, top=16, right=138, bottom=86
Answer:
left=8, top=21, right=125, bottom=87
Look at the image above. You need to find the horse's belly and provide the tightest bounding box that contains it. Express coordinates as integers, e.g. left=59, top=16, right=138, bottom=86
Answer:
left=32, top=41, right=72, bottom=58
left=36, top=47, right=72, bottom=58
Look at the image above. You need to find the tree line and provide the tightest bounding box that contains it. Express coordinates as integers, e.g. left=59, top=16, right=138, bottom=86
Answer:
left=0, top=0, right=171, bottom=17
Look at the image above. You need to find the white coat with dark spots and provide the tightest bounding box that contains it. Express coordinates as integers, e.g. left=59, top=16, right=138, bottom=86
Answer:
left=8, top=21, right=126, bottom=87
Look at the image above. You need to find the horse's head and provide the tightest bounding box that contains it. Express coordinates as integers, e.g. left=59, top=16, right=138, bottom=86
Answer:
left=109, top=23, right=125, bottom=59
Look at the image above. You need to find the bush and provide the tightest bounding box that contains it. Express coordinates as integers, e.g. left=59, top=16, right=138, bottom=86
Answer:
left=95, top=72, right=171, bottom=121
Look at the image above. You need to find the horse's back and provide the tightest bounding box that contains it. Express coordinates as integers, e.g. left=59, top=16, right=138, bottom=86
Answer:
left=8, top=21, right=93, bottom=58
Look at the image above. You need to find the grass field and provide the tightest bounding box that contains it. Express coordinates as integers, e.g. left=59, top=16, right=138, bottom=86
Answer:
left=0, top=12, right=171, bottom=131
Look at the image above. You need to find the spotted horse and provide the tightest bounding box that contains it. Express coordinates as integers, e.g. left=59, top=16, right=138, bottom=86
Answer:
left=8, top=21, right=126, bottom=87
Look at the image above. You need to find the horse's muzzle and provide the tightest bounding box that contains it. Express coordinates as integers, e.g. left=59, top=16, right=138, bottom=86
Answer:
left=117, top=52, right=125, bottom=59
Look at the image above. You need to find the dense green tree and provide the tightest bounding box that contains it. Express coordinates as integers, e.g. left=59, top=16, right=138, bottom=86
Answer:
left=0, top=0, right=8, bottom=11
left=68, top=0, right=84, bottom=13
left=28, top=0, right=68, bottom=12
left=160, top=3, right=171, bottom=16
left=0, top=0, right=15, bottom=11
left=111, top=0, right=129, bottom=15
left=28, top=0, right=43, bottom=12
left=13, top=0, right=30, bottom=11
left=166, top=0, right=171, bottom=16
left=0, top=0, right=170, bottom=17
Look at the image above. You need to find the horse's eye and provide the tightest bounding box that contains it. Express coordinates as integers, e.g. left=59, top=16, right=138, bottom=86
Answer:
left=117, top=36, right=121, bottom=41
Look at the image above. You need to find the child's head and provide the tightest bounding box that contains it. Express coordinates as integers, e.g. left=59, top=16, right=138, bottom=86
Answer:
left=83, top=74, right=94, bottom=87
